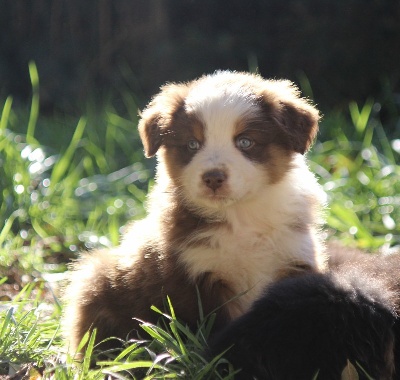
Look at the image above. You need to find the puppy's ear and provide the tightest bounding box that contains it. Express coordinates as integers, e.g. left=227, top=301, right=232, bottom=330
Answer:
left=138, top=112, right=163, bottom=158
left=263, top=80, right=320, bottom=154
left=278, top=100, right=320, bottom=154
left=138, top=83, right=189, bottom=157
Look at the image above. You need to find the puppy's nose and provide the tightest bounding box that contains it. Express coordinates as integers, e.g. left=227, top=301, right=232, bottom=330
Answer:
left=202, top=170, right=227, bottom=191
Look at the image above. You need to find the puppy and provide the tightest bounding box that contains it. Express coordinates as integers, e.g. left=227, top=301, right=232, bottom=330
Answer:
left=63, top=70, right=327, bottom=352
left=209, top=249, right=400, bottom=379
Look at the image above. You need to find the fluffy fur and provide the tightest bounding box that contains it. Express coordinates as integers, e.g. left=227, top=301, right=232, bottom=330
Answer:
left=63, top=70, right=327, bottom=352
left=208, top=248, right=400, bottom=379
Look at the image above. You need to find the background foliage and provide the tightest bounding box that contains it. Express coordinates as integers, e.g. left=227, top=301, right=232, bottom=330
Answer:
left=1, top=0, right=400, bottom=113
left=1, top=1, right=400, bottom=378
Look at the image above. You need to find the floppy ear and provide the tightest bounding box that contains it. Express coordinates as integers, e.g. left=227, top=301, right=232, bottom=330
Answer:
left=277, top=99, right=320, bottom=154
left=262, top=80, right=320, bottom=154
left=138, top=83, right=189, bottom=157
left=138, top=112, right=163, bottom=158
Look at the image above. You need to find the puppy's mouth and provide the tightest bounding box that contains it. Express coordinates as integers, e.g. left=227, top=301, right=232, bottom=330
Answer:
left=204, top=191, right=230, bottom=201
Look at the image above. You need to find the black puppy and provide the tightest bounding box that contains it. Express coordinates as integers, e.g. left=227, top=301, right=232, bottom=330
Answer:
left=209, top=254, right=400, bottom=380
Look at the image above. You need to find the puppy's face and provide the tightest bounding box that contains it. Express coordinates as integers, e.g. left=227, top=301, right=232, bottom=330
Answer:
left=139, top=71, right=319, bottom=213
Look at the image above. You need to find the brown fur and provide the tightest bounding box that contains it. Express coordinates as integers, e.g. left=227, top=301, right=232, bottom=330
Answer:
left=64, top=242, right=234, bottom=352
left=140, top=73, right=320, bottom=160
left=62, top=71, right=325, bottom=354
left=328, top=243, right=400, bottom=307
left=328, top=244, right=400, bottom=377
left=64, top=197, right=236, bottom=352
left=273, top=262, right=315, bottom=281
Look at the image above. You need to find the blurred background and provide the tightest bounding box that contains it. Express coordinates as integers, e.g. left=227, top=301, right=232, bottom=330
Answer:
left=1, top=0, right=400, bottom=114
left=2, top=2, right=400, bottom=373
left=1, top=0, right=400, bottom=283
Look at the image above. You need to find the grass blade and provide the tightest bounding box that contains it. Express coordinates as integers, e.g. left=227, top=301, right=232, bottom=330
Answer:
left=81, top=329, right=97, bottom=378
left=0, top=96, right=13, bottom=132
left=349, top=98, right=374, bottom=136
left=50, top=117, right=87, bottom=188
left=0, top=210, right=25, bottom=246
left=0, top=307, right=14, bottom=342
left=27, top=61, right=40, bottom=145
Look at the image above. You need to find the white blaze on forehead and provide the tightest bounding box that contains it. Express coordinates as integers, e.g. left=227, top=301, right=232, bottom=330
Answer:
left=184, top=73, right=260, bottom=145
left=178, top=73, right=267, bottom=210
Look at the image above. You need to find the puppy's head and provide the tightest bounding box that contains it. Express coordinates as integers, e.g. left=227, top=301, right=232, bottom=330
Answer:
left=139, top=71, right=320, bottom=213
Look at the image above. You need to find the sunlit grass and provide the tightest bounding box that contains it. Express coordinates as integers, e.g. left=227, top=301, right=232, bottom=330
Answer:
left=309, top=98, right=400, bottom=249
left=0, top=277, right=61, bottom=376
left=0, top=281, right=231, bottom=379
left=0, top=71, right=151, bottom=282
left=0, top=67, right=400, bottom=377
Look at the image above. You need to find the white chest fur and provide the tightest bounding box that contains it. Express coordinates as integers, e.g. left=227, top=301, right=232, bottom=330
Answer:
left=178, top=172, right=326, bottom=317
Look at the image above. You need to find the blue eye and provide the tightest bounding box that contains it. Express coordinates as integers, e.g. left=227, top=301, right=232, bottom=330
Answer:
left=187, top=139, right=201, bottom=151
left=236, top=137, right=253, bottom=150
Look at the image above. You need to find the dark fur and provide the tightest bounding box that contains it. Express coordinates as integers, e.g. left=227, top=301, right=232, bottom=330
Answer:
left=209, top=250, right=400, bottom=379
left=63, top=245, right=234, bottom=352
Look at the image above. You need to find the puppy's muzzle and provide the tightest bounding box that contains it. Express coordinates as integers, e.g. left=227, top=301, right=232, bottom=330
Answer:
left=202, top=169, right=227, bottom=191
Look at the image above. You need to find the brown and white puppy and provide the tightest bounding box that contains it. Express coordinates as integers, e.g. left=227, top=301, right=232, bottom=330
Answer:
left=63, top=71, right=327, bottom=352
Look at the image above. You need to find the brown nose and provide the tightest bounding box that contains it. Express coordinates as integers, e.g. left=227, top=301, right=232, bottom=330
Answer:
left=202, top=170, right=227, bottom=191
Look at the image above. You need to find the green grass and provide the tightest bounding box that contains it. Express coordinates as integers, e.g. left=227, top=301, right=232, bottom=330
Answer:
left=0, top=83, right=151, bottom=281
left=0, top=284, right=232, bottom=379
left=0, top=278, right=62, bottom=377
left=1, top=66, right=400, bottom=377
left=310, top=98, right=400, bottom=249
